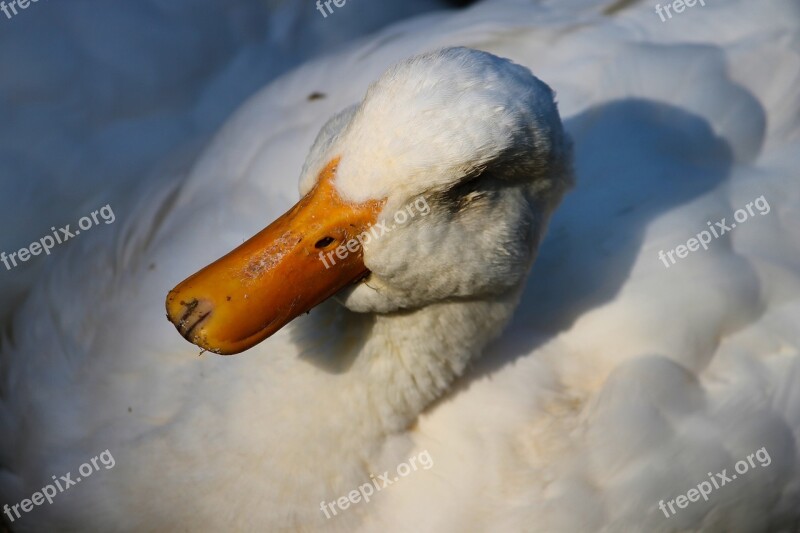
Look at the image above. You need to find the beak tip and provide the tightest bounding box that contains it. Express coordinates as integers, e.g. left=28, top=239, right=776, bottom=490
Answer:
left=165, top=293, right=215, bottom=342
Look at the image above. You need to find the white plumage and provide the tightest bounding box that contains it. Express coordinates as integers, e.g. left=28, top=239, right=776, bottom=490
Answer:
left=2, top=0, right=800, bottom=531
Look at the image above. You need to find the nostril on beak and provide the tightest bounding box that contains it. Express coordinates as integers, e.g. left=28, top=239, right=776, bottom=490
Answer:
left=172, top=298, right=214, bottom=341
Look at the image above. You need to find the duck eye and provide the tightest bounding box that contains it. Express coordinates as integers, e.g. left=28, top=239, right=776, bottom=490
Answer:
left=314, top=236, right=335, bottom=249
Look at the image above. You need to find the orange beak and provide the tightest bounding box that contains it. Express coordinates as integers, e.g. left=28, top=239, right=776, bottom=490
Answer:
left=165, top=159, right=385, bottom=355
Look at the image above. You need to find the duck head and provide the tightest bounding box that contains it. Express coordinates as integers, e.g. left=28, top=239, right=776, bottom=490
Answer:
left=166, top=47, right=573, bottom=355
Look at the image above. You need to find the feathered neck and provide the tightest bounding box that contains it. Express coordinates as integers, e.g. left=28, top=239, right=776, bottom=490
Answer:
left=252, top=259, right=526, bottom=529
left=291, top=286, right=523, bottom=435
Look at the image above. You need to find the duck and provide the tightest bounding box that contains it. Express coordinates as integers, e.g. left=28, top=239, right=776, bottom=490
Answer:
left=0, top=45, right=572, bottom=532
left=3, top=0, right=800, bottom=531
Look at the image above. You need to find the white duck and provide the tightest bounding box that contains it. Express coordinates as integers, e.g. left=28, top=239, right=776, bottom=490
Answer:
left=1, top=46, right=572, bottom=532
left=3, top=0, right=800, bottom=531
